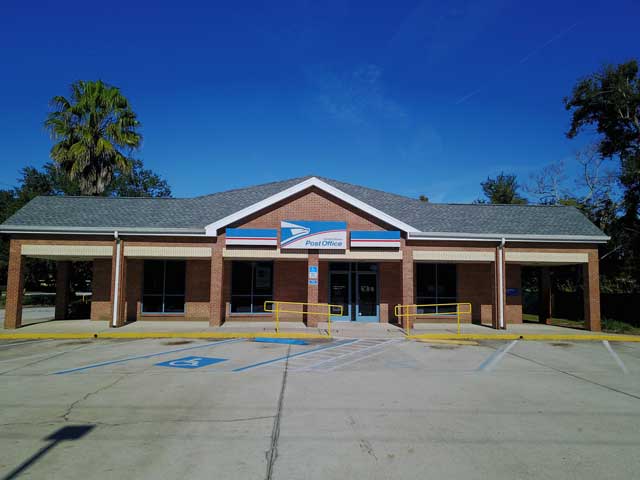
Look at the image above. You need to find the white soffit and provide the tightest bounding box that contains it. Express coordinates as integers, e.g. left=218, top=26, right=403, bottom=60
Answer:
left=21, top=244, right=113, bottom=258
left=506, top=251, right=589, bottom=264
left=204, top=177, right=419, bottom=236
left=223, top=248, right=308, bottom=260
left=320, top=251, right=402, bottom=261
left=412, top=250, right=494, bottom=262
left=124, top=246, right=212, bottom=258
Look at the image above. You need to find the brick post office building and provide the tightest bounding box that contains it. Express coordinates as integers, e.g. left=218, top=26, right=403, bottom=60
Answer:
left=0, top=176, right=609, bottom=330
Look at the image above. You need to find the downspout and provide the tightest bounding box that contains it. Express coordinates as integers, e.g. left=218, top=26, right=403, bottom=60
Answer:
left=497, top=237, right=506, bottom=329
left=112, top=231, right=122, bottom=328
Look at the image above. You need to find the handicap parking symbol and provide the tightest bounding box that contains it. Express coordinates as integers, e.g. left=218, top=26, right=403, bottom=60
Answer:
left=155, top=356, right=227, bottom=369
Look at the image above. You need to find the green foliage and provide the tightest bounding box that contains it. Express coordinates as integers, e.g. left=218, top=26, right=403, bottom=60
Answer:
left=107, top=159, right=171, bottom=197
left=418, top=194, right=429, bottom=202
left=478, top=172, right=528, bottom=204
left=0, top=160, right=170, bottom=289
left=45, top=80, right=142, bottom=195
left=564, top=60, right=640, bottom=292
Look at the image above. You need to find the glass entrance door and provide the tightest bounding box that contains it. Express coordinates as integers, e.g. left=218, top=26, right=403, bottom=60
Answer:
left=329, top=271, right=351, bottom=321
left=356, top=272, right=379, bottom=322
left=328, top=263, right=379, bottom=322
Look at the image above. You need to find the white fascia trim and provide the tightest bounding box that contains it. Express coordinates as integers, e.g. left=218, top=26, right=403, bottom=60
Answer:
left=204, top=177, right=420, bottom=236
left=0, top=229, right=206, bottom=237
left=407, top=232, right=610, bottom=244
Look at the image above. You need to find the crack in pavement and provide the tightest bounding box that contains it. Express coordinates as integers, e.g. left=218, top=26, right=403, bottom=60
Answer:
left=347, top=415, right=378, bottom=461
left=60, top=374, right=128, bottom=422
left=265, top=345, right=290, bottom=480
left=0, top=416, right=276, bottom=429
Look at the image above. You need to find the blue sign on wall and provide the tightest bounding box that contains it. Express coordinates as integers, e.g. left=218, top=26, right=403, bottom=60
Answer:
left=506, top=288, right=520, bottom=297
left=155, top=356, right=227, bottom=369
left=281, top=220, right=347, bottom=249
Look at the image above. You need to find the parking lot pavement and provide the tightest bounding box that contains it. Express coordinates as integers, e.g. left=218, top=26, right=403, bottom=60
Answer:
left=0, top=338, right=639, bottom=479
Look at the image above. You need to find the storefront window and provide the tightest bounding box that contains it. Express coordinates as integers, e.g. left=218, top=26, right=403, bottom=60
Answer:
left=415, top=264, right=457, bottom=314
left=142, top=260, right=186, bottom=313
left=231, top=261, right=273, bottom=313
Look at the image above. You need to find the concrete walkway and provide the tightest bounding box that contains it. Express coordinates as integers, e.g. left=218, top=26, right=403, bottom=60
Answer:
left=1, top=309, right=637, bottom=342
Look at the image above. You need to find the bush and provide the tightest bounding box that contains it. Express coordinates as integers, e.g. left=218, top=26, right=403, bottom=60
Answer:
left=601, top=317, right=636, bottom=334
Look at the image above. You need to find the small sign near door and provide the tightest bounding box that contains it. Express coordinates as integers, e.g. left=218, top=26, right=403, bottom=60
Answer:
left=308, top=265, right=318, bottom=279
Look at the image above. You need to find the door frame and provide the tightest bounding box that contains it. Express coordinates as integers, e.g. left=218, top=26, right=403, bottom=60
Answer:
left=328, top=262, right=380, bottom=322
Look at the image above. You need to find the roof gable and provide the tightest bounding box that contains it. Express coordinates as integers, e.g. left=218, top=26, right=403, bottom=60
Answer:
left=204, top=177, right=419, bottom=235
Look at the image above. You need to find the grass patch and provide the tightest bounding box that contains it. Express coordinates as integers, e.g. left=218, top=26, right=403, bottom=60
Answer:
left=523, top=313, right=640, bottom=335
left=601, top=318, right=640, bottom=335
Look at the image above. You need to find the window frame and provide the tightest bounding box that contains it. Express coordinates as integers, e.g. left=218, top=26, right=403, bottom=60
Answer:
left=415, top=263, right=458, bottom=315
left=142, top=260, right=186, bottom=314
left=230, top=261, right=274, bottom=314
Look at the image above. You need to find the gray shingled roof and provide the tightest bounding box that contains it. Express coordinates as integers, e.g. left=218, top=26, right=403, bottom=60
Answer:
left=0, top=175, right=608, bottom=240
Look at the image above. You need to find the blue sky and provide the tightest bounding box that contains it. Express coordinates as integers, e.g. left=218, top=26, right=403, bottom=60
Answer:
left=1, top=0, right=638, bottom=202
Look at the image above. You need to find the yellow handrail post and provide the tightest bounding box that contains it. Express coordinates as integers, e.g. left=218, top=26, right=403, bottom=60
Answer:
left=457, top=304, right=460, bottom=335
left=263, top=300, right=341, bottom=338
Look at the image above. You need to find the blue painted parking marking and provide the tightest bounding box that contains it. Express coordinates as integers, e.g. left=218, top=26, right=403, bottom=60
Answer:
left=52, top=338, right=243, bottom=375
left=254, top=338, right=308, bottom=345
left=233, top=339, right=357, bottom=372
left=155, top=356, right=226, bottom=369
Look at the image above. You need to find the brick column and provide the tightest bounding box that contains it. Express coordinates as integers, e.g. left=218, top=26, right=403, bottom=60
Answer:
left=209, top=245, right=224, bottom=326
left=54, top=261, right=72, bottom=320
left=4, top=239, right=24, bottom=329
left=538, top=267, right=552, bottom=324
left=401, top=249, right=414, bottom=329
left=306, top=252, right=320, bottom=327
left=583, top=249, right=601, bottom=332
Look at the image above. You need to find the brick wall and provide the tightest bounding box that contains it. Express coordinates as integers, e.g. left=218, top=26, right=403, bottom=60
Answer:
left=379, top=262, right=402, bottom=323
left=235, top=187, right=391, bottom=231
left=457, top=263, right=494, bottom=325
left=274, top=260, right=307, bottom=321
left=91, top=259, right=112, bottom=321
left=185, top=260, right=211, bottom=321
left=505, top=263, right=522, bottom=324
left=125, top=259, right=143, bottom=322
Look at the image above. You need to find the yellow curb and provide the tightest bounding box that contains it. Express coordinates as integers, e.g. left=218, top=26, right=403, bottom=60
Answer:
left=0, top=332, right=331, bottom=340
left=407, top=333, right=640, bottom=342
left=417, top=338, right=479, bottom=345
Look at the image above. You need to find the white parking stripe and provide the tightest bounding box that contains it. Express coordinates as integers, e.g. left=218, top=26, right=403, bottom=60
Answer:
left=477, top=340, right=518, bottom=372
left=297, top=339, right=400, bottom=371
left=0, top=339, right=51, bottom=349
left=323, top=340, right=401, bottom=371
left=603, top=340, right=628, bottom=374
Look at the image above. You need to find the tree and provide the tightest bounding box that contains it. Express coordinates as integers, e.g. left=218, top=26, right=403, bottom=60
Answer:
left=418, top=194, right=429, bottom=202
left=45, top=80, right=142, bottom=195
left=564, top=60, right=640, bottom=292
left=107, top=159, right=171, bottom=197
left=565, top=60, right=639, bottom=220
left=478, top=172, right=528, bottom=204
left=0, top=161, right=170, bottom=289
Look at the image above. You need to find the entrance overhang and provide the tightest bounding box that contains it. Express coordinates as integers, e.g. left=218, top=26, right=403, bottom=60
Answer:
left=21, top=244, right=113, bottom=260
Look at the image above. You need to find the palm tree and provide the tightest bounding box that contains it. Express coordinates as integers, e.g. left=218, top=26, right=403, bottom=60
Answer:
left=45, top=80, right=142, bottom=195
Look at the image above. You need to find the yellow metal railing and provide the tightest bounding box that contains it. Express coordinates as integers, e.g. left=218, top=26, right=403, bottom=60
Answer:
left=264, top=301, right=344, bottom=337
left=395, top=302, right=472, bottom=336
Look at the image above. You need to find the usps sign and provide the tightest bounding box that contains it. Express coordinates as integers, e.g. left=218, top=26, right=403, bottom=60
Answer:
left=281, top=220, right=347, bottom=249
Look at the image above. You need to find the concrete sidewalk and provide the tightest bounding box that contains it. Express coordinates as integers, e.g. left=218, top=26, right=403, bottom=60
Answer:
left=1, top=311, right=639, bottom=342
